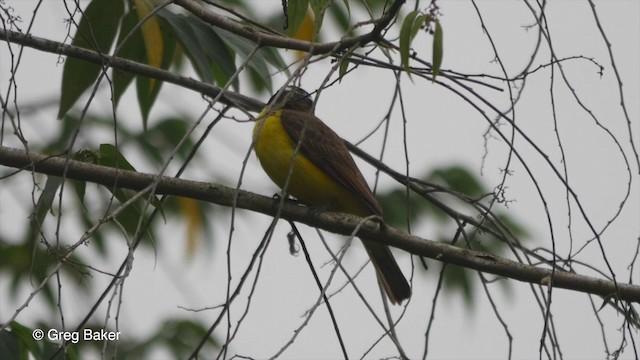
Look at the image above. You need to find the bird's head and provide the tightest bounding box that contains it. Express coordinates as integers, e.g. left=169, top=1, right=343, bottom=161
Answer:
left=268, top=86, right=314, bottom=112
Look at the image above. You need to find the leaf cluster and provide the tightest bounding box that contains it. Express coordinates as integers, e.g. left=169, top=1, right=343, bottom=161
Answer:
left=0, top=0, right=533, bottom=357
left=378, top=165, right=528, bottom=304
left=58, top=0, right=286, bottom=128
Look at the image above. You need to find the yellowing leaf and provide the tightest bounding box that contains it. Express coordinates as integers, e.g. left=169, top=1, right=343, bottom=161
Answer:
left=178, top=197, right=203, bottom=258
left=294, top=10, right=315, bottom=41
left=287, top=0, right=310, bottom=36
left=293, top=10, right=315, bottom=59
left=134, top=0, right=164, bottom=94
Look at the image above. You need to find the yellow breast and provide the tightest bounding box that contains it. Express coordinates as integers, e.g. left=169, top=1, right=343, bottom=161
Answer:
left=253, top=111, right=364, bottom=213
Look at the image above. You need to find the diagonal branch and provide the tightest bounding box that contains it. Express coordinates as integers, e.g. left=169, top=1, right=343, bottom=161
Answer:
left=1, top=145, right=639, bottom=303
left=173, top=0, right=405, bottom=54
left=0, top=28, right=263, bottom=112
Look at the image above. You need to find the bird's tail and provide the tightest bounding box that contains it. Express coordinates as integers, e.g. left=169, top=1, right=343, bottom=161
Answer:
left=362, top=240, right=411, bottom=305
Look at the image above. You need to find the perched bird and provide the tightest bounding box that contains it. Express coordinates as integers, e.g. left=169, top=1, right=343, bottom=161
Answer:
left=252, top=86, right=411, bottom=304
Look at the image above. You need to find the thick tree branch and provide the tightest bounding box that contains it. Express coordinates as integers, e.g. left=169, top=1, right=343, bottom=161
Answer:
left=0, top=28, right=511, bottom=251
left=0, top=0, right=403, bottom=113
left=0, top=28, right=263, bottom=112
left=173, top=0, right=405, bottom=54
left=1, top=145, right=638, bottom=303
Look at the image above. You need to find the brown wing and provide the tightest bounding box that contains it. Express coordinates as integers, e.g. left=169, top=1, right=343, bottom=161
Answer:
left=280, top=109, right=383, bottom=216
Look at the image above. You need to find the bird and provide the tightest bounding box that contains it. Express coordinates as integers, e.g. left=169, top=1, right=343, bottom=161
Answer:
left=252, top=86, right=411, bottom=305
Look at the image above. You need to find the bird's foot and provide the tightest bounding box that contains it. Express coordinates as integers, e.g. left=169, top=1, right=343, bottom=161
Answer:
left=306, top=203, right=331, bottom=217
left=270, top=193, right=299, bottom=210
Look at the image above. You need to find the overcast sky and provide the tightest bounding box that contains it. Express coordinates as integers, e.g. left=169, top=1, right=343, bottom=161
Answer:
left=1, top=1, right=639, bottom=359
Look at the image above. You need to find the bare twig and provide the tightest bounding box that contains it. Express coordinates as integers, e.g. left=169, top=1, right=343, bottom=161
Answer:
left=1, top=145, right=639, bottom=303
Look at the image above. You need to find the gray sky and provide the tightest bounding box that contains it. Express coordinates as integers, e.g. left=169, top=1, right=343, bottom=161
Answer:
left=1, top=1, right=639, bottom=359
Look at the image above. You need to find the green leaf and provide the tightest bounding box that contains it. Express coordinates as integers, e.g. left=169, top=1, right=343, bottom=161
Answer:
left=378, top=44, right=393, bottom=61
left=158, top=9, right=286, bottom=92
left=184, top=19, right=236, bottom=87
left=98, top=144, right=137, bottom=171
left=136, top=117, right=193, bottom=165
left=338, top=55, right=349, bottom=82
left=150, top=118, right=191, bottom=150
left=78, top=209, right=107, bottom=254
left=113, top=10, right=147, bottom=107
left=156, top=318, right=219, bottom=357
left=310, top=0, right=329, bottom=34
left=217, top=28, right=273, bottom=92
left=58, top=0, right=125, bottom=118
left=31, top=176, right=63, bottom=233
left=0, top=331, right=22, bottom=360
left=71, top=149, right=101, bottom=209
left=377, top=188, right=432, bottom=230
left=96, top=144, right=164, bottom=226
left=257, top=46, right=290, bottom=78
left=72, top=177, right=87, bottom=208
left=327, top=1, right=351, bottom=34
left=399, top=10, right=421, bottom=75
left=136, top=74, right=161, bottom=128
left=0, top=324, right=27, bottom=360
left=158, top=10, right=237, bottom=87
left=494, top=213, right=528, bottom=238
left=287, top=0, right=310, bottom=36
left=97, top=143, right=140, bottom=211
left=432, top=20, right=443, bottom=80
left=429, top=166, right=485, bottom=198
left=1, top=239, right=89, bottom=309
left=4, top=322, right=80, bottom=360
left=341, top=0, right=351, bottom=19
left=19, top=321, right=78, bottom=360
left=160, top=12, right=214, bottom=84
left=441, top=263, right=474, bottom=305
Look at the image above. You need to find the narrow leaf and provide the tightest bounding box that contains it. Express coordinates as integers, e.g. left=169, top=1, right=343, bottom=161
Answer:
left=32, top=176, right=63, bottom=232
left=338, top=55, right=349, bottom=82
left=217, top=28, right=273, bottom=91
left=257, top=46, right=290, bottom=77
left=178, top=197, right=203, bottom=258
left=293, top=10, right=315, bottom=42
left=432, top=20, right=443, bottom=80
left=97, top=144, right=164, bottom=216
left=341, top=0, right=350, bottom=19
left=134, top=0, right=164, bottom=93
left=2, top=322, right=30, bottom=360
left=292, top=10, right=315, bottom=59
left=158, top=10, right=237, bottom=87
left=98, top=144, right=137, bottom=171
left=113, top=10, right=146, bottom=106
left=327, top=1, right=351, bottom=34
left=310, top=0, right=329, bottom=34
left=430, top=166, right=484, bottom=197
left=58, top=0, right=124, bottom=118
left=135, top=117, right=192, bottom=165
left=186, top=19, right=237, bottom=86
left=399, top=10, right=420, bottom=75
left=412, top=14, right=426, bottom=40
left=136, top=15, right=177, bottom=128
left=287, top=0, right=310, bottom=36
left=158, top=10, right=214, bottom=83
